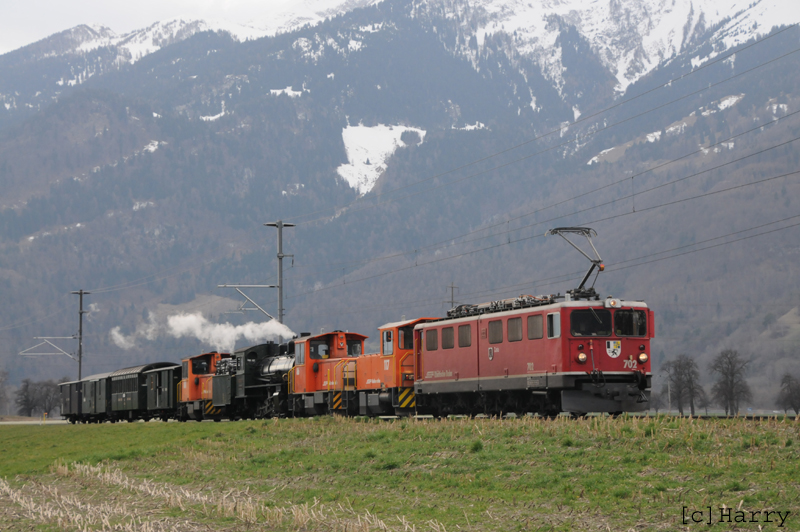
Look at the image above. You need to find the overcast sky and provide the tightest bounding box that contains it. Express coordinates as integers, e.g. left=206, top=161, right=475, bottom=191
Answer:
left=0, top=0, right=295, bottom=55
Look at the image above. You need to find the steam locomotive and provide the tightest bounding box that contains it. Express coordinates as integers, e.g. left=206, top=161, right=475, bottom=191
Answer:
left=59, top=228, right=653, bottom=422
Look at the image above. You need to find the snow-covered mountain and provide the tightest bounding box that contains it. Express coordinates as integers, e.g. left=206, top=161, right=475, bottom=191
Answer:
left=3, top=0, right=386, bottom=65
left=412, top=0, right=798, bottom=94
left=2, top=0, right=797, bottom=116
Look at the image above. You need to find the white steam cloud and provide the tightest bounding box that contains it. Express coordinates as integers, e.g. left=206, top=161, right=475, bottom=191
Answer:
left=110, top=312, right=294, bottom=353
left=167, top=313, right=295, bottom=353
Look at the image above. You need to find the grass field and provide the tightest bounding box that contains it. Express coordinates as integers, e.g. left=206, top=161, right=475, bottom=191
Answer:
left=0, top=415, right=798, bottom=531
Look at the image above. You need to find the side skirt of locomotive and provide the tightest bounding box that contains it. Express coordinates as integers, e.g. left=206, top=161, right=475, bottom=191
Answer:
left=414, top=372, right=651, bottom=416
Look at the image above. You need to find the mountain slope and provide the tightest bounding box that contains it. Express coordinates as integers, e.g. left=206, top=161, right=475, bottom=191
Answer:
left=0, top=0, right=799, bottom=409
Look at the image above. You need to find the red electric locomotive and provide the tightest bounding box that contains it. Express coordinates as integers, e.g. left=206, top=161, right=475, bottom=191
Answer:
left=409, top=227, right=652, bottom=416
left=411, top=295, right=651, bottom=416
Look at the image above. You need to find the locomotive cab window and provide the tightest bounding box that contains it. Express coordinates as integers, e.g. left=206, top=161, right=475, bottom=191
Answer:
left=570, top=309, right=612, bottom=337
left=442, top=327, right=454, bottom=349
left=310, top=340, right=329, bottom=359
left=426, top=329, right=438, bottom=351
left=458, top=324, right=471, bottom=347
left=399, top=327, right=414, bottom=350
left=347, top=339, right=362, bottom=357
left=383, top=331, right=394, bottom=356
left=488, top=320, right=503, bottom=344
left=528, top=315, right=543, bottom=340
left=296, top=342, right=306, bottom=365
left=547, top=313, right=561, bottom=339
left=615, top=309, right=647, bottom=336
left=182, top=362, right=189, bottom=379
left=192, top=355, right=211, bottom=375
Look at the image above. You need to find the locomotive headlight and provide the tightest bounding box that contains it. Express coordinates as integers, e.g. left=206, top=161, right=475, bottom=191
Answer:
left=576, top=352, right=588, bottom=364
left=638, top=352, right=649, bottom=364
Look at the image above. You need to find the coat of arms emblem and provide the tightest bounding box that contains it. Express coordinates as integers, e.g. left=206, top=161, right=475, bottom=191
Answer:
left=606, top=340, right=621, bottom=358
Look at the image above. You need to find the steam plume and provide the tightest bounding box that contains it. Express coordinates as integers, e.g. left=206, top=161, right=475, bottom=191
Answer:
left=167, top=313, right=295, bottom=352
left=110, top=312, right=294, bottom=352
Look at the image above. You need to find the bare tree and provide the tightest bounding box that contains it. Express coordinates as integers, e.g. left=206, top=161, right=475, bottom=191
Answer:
left=0, top=370, right=8, bottom=416
left=662, top=354, right=703, bottom=415
left=709, top=349, right=752, bottom=415
left=777, top=373, right=800, bottom=415
left=14, top=379, right=36, bottom=417
left=13, top=378, right=63, bottom=417
left=35, top=380, right=61, bottom=415
left=649, top=391, right=665, bottom=414
left=696, top=387, right=711, bottom=415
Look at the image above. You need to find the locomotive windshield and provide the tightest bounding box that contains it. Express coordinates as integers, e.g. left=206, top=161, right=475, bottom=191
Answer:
left=570, top=309, right=612, bottom=336
left=347, top=339, right=362, bottom=357
left=309, top=340, right=329, bottom=359
left=191, top=355, right=212, bottom=374
left=614, top=309, right=647, bottom=336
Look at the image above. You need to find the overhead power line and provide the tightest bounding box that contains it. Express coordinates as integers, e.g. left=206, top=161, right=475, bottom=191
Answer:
left=287, top=159, right=800, bottom=300
left=287, top=25, right=800, bottom=224
left=283, top=109, right=800, bottom=279
left=299, top=213, right=800, bottom=320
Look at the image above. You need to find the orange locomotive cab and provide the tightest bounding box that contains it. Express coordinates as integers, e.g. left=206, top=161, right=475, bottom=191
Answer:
left=180, top=351, right=231, bottom=421
left=289, top=331, right=366, bottom=416
left=356, top=318, right=435, bottom=416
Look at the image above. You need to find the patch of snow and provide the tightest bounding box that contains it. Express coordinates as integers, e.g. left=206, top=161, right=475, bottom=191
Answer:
left=337, top=124, right=426, bottom=194
left=153, top=112, right=161, bottom=118
left=572, top=106, right=581, bottom=121
left=143, top=140, right=161, bottom=153
left=327, top=72, right=335, bottom=79
left=769, top=103, right=789, bottom=115
left=133, top=201, right=155, bottom=211
left=348, top=39, right=363, bottom=52
left=587, top=147, right=614, bottom=165
left=359, top=23, right=384, bottom=33
left=200, top=101, right=226, bottom=121
left=718, top=94, right=745, bottom=111
left=270, top=86, right=306, bottom=98
left=666, top=122, right=688, bottom=135
left=646, top=131, right=662, bottom=143
left=282, top=184, right=305, bottom=197
left=452, top=122, right=488, bottom=131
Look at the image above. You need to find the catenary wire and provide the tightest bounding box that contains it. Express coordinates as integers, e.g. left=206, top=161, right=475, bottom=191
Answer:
left=287, top=163, right=800, bottom=300
left=299, top=213, right=800, bottom=320
left=285, top=24, right=800, bottom=224
left=283, top=108, right=800, bottom=277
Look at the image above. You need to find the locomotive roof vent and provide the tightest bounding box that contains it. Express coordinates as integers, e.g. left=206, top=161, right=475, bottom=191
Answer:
left=546, top=227, right=605, bottom=301
left=300, top=332, right=311, bottom=337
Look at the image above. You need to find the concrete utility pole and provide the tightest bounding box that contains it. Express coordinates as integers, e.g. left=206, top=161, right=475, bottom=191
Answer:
left=71, top=290, right=90, bottom=380
left=264, top=221, right=295, bottom=324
